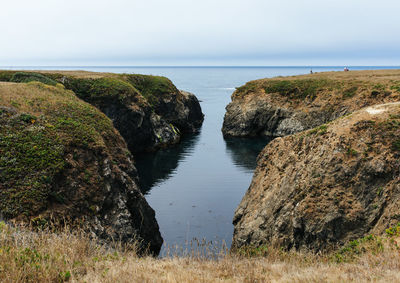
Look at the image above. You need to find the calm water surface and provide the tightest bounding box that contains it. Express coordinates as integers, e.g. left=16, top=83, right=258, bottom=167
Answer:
left=6, top=66, right=399, bottom=254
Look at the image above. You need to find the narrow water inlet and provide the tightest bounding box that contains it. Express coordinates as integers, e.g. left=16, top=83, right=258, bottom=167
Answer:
left=4, top=65, right=396, bottom=255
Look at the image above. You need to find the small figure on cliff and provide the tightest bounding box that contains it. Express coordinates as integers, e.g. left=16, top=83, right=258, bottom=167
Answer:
left=344, top=67, right=349, bottom=72
left=310, top=69, right=313, bottom=74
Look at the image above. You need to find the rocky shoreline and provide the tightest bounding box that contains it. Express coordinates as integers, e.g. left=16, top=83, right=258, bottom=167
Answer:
left=230, top=70, right=400, bottom=252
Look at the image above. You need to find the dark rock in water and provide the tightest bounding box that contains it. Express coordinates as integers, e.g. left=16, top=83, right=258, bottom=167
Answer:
left=0, top=82, right=162, bottom=254
left=232, top=102, right=400, bottom=252
left=223, top=97, right=335, bottom=138
left=123, top=73, right=204, bottom=133
left=175, top=90, right=204, bottom=132
left=61, top=74, right=204, bottom=153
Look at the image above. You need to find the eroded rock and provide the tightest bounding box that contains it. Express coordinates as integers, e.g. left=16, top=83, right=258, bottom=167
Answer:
left=232, top=102, right=400, bottom=252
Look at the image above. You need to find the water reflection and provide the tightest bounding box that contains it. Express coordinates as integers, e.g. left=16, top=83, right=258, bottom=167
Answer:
left=135, top=132, right=201, bottom=194
left=224, top=137, right=271, bottom=172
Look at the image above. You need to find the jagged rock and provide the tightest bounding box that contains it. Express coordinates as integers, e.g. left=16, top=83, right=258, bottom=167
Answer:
left=232, top=102, right=400, bottom=252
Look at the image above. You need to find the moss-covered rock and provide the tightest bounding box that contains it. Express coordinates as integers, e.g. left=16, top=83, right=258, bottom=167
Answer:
left=0, top=70, right=204, bottom=153
left=0, top=82, right=162, bottom=254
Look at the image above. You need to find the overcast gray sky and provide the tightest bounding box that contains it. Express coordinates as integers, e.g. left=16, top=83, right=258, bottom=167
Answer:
left=1, top=0, right=399, bottom=66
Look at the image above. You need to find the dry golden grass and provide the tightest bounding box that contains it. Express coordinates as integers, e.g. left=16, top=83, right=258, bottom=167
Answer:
left=10, top=69, right=400, bottom=82
left=27, top=70, right=115, bottom=79
left=1, top=222, right=400, bottom=283
left=0, top=82, right=77, bottom=116
left=267, top=69, right=400, bottom=83
left=0, top=222, right=133, bottom=283
left=83, top=248, right=400, bottom=283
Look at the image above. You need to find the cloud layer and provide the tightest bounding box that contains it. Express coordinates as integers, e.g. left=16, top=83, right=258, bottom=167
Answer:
left=1, top=0, right=399, bottom=65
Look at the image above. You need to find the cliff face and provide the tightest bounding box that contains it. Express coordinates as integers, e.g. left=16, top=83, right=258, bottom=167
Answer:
left=233, top=102, right=400, bottom=251
left=0, top=82, right=162, bottom=254
left=0, top=71, right=204, bottom=153
left=223, top=70, right=400, bottom=138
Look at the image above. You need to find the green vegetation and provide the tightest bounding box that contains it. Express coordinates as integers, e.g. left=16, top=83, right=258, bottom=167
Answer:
left=0, top=111, right=65, bottom=217
left=333, top=234, right=383, bottom=263
left=125, top=74, right=178, bottom=106
left=390, top=82, right=400, bottom=93
left=385, top=222, right=400, bottom=236
left=307, top=124, right=328, bottom=136
left=0, top=70, right=180, bottom=109
left=235, top=81, right=258, bottom=94
left=0, top=82, right=115, bottom=218
left=10, top=72, right=58, bottom=86
left=385, top=118, right=400, bottom=130
left=346, top=147, right=359, bottom=157
left=0, top=71, right=15, bottom=82
left=376, top=187, right=384, bottom=196
left=342, top=86, right=358, bottom=98
left=63, top=77, right=142, bottom=105
left=371, top=83, right=386, bottom=96
left=234, top=245, right=270, bottom=257
left=392, top=139, right=400, bottom=151
left=263, top=79, right=333, bottom=99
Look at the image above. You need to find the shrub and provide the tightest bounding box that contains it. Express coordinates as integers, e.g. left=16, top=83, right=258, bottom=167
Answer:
left=307, top=124, right=328, bottom=136
left=264, top=79, right=331, bottom=99
left=342, top=86, right=358, bottom=98
left=10, top=72, right=57, bottom=86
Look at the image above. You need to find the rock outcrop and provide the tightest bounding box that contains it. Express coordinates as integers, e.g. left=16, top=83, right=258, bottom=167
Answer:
left=0, top=82, right=162, bottom=254
left=233, top=102, right=400, bottom=252
left=0, top=71, right=204, bottom=153
left=223, top=70, right=400, bottom=138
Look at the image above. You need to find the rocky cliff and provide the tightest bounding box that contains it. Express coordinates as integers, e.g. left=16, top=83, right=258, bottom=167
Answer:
left=0, top=82, right=162, bottom=254
left=233, top=101, right=400, bottom=252
left=223, top=70, right=400, bottom=138
left=0, top=71, right=204, bottom=153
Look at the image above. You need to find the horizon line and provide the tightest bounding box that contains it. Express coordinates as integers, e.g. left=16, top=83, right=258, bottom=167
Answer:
left=1, top=65, right=400, bottom=68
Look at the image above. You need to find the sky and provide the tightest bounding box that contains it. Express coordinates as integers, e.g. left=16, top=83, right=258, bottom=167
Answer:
left=1, top=0, right=399, bottom=66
